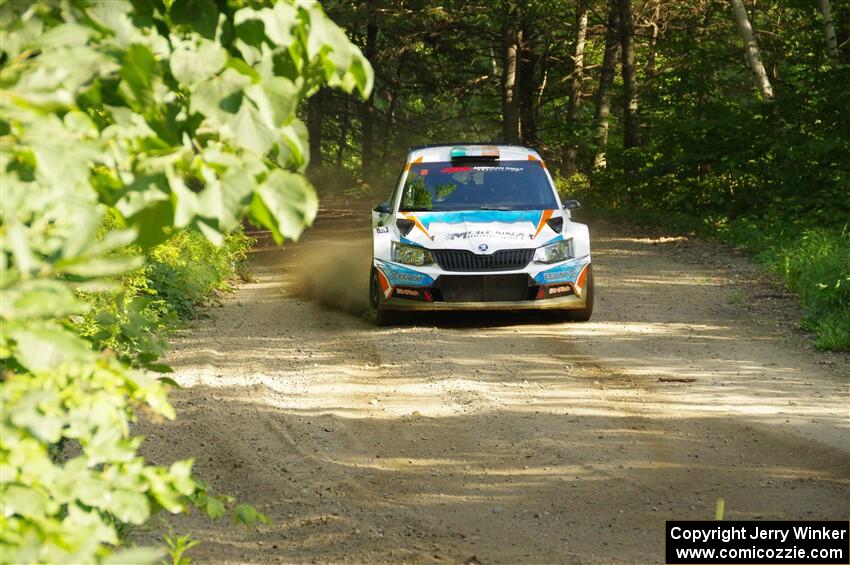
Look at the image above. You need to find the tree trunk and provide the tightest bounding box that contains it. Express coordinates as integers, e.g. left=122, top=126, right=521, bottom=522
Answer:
left=518, top=24, right=538, bottom=146
left=562, top=0, right=589, bottom=177
left=381, top=53, right=407, bottom=160
left=360, top=0, right=377, bottom=176
left=501, top=23, right=521, bottom=144
left=593, top=1, right=620, bottom=169
left=819, top=0, right=840, bottom=61
left=307, top=88, right=323, bottom=170
left=729, top=0, right=774, bottom=99
left=645, top=0, right=661, bottom=84
left=337, top=97, right=350, bottom=164
left=618, top=0, right=639, bottom=150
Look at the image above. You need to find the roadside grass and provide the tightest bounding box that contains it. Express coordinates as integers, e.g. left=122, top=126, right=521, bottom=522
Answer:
left=562, top=179, right=850, bottom=353
left=74, top=220, right=254, bottom=367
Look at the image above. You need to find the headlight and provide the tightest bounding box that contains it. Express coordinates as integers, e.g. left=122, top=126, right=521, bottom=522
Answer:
left=391, top=241, right=434, bottom=266
left=533, top=239, right=574, bottom=264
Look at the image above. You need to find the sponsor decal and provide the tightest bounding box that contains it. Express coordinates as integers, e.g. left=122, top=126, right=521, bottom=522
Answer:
left=471, top=166, right=523, bottom=172
left=376, top=226, right=389, bottom=233
left=394, top=272, right=425, bottom=283
left=443, top=230, right=530, bottom=241
left=535, top=260, right=587, bottom=284
left=377, top=260, right=433, bottom=287
left=549, top=285, right=571, bottom=294
left=543, top=271, right=571, bottom=281
left=395, top=288, right=419, bottom=297
left=440, top=166, right=472, bottom=173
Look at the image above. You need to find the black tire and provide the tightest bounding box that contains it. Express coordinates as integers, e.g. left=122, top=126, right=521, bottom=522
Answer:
left=567, top=265, right=594, bottom=322
left=368, top=267, right=394, bottom=326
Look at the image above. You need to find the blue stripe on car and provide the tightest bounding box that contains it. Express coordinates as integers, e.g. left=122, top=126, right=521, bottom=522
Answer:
left=533, top=258, right=589, bottom=284
left=376, top=259, right=434, bottom=287
left=414, top=210, right=544, bottom=229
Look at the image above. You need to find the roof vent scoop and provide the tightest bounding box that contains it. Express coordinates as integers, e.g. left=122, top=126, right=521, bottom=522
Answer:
left=546, top=216, right=564, bottom=233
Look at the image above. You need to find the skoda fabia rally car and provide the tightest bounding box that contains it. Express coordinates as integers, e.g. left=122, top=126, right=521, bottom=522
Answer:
left=369, top=143, right=593, bottom=325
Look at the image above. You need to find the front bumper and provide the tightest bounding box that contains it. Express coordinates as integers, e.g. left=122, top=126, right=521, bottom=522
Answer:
left=375, top=257, right=591, bottom=312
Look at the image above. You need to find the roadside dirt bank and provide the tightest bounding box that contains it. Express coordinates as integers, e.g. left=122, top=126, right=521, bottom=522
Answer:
left=137, top=199, right=849, bottom=564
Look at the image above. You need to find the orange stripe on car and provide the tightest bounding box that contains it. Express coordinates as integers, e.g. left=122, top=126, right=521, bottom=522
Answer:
left=533, top=210, right=555, bottom=238
left=376, top=268, right=392, bottom=299
left=527, top=154, right=547, bottom=169
left=402, top=212, right=433, bottom=240
left=576, top=264, right=589, bottom=290
left=404, top=155, right=423, bottom=172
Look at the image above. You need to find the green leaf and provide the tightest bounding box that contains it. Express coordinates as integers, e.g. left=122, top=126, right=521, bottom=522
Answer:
left=252, top=3, right=298, bottom=47
left=204, top=495, right=226, bottom=519
left=190, top=69, right=249, bottom=124
left=57, top=255, right=144, bottom=278
left=32, top=23, right=92, bottom=50
left=170, top=39, right=226, bottom=86
left=2, top=484, right=50, bottom=519
left=109, top=489, right=151, bottom=524
left=169, top=0, right=220, bottom=40
left=0, top=280, right=87, bottom=320
left=9, top=389, right=64, bottom=443
left=233, top=504, right=269, bottom=525
left=119, top=43, right=159, bottom=111
left=196, top=167, right=254, bottom=234
left=12, top=326, right=95, bottom=372
left=252, top=170, right=317, bottom=243
left=228, top=101, right=276, bottom=156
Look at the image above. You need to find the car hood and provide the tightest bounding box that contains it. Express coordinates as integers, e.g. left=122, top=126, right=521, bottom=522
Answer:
left=399, top=209, right=562, bottom=252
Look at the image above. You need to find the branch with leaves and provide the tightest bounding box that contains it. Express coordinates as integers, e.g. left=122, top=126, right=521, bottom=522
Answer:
left=0, top=1, right=371, bottom=563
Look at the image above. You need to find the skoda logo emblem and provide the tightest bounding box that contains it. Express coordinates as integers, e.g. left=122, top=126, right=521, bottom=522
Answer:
left=478, top=243, right=489, bottom=253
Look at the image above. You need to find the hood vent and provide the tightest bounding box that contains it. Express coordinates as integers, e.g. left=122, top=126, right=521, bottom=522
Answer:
left=396, top=218, right=415, bottom=236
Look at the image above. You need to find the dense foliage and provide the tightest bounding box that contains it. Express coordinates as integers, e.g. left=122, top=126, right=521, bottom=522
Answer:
left=0, top=1, right=370, bottom=562
left=307, top=0, right=850, bottom=350
left=75, top=225, right=252, bottom=368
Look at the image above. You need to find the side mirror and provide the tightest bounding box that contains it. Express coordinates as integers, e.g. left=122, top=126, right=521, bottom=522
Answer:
left=373, top=202, right=391, bottom=214
left=562, top=199, right=581, bottom=211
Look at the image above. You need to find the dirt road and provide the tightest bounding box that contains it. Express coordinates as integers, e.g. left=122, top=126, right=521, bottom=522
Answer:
left=139, top=200, right=849, bottom=564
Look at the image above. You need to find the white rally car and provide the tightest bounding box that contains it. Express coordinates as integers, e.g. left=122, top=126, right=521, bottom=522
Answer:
left=369, top=143, right=593, bottom=324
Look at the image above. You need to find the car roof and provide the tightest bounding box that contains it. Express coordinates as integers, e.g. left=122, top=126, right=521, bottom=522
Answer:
left=406, top=143, right=542, bottom=163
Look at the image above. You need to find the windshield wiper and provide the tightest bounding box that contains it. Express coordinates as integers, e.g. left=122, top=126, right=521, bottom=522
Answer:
left=477, top=206, right=514, bottom=211
left=400, top=207, right=433, bottom=212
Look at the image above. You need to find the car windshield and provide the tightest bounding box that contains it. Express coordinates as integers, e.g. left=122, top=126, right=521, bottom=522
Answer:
left=399, top=160, right=558, bottom=212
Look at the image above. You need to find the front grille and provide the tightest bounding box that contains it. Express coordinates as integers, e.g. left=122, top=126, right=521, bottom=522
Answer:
left=438, top=274, right=532, bottom=302
left=432, top=248, right=534, bottom=272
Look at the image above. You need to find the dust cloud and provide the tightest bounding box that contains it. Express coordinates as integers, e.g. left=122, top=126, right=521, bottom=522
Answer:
left=288, top=235, right=372, bottom=317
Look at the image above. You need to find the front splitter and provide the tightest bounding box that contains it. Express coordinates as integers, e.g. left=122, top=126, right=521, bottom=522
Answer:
left=382, top=293, right=587, bottom=311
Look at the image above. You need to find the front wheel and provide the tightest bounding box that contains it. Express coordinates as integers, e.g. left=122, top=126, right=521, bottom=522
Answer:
left=368, top=267, right=394, bottom=326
